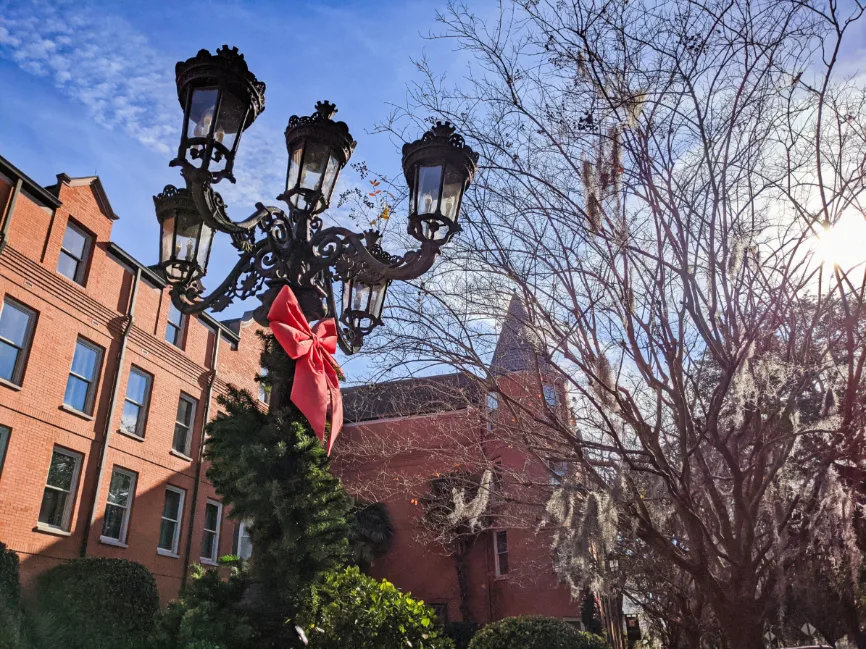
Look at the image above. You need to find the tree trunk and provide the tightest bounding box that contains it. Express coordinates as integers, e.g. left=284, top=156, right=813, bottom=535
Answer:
left=455, top=540, right=473, bottom=623
left=714, top=607, right=764, bottom=649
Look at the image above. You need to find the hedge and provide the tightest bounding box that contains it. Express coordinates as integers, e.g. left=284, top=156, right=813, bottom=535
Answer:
left=34, top=557, right=159, bottom=649
left=297, top=566, right=454, bottom=649
left=0, top=542, right=20, bottom=608
left=468, top=616, right=611, bottom=649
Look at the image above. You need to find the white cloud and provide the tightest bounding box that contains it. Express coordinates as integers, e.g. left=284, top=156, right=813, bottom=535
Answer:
left=0, top=0, right=177, bottom=154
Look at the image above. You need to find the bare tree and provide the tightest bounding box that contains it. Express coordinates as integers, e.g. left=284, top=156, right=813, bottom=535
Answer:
left=364, top=0, right=866, bottom=647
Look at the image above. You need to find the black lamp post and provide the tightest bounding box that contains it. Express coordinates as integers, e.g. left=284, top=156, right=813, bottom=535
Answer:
left=153, top=45, right=477, bottom=356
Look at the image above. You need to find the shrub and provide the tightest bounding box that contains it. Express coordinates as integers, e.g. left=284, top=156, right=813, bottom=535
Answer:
left=297, top=566, right=454, bottom=649
left=445, top=621, right=479, bottom=649
left=153, top=560, right=254, bottom=649
left=34, top=557, right=159, bottom=649
left=0, top=542, right=20, bottom=608
left=467, top=616, right=611, bottom=649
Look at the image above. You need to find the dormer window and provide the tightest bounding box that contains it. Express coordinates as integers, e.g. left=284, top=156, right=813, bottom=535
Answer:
left=57, top=221, right=92, bottom=285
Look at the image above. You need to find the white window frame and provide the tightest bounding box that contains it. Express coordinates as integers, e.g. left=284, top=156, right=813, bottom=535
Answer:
left=237, top=520, right=253, bottom=560
left=200, top=500, right=223, bottom=565
left=486, top=392, right=499, bottom=432
left=57, top=221, right=92, bottom=285
left=549, top=460, right=568, bottom=486
left=172, top=393, right=197, bottom=457
left=63, top=337, right=103, bottom=415
left=494, top=530, right=509, bottom=577
left=100, top=467, right=137, bottom=546
left=121, top=367, right=152, bottom=438
left=165, top=303, right=186, bottom=348
left=258, top=367, right=270, bottom=404
left=158, top=486, right=186, bottom=557
left=0, top=297, right=36, bottom=386
left=38, top=447, right=83, bottom=532
left=543, top=383, right=559, bottom=407
left=0, top=425, right=10, bottom=477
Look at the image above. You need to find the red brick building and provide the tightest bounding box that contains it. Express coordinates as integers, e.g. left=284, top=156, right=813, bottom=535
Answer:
left=337, top=296, right=587, bottom=628
left=0, top=153, right=266, bottom=602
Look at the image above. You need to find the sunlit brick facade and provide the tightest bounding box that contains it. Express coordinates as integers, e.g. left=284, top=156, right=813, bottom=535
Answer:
left=0, top=153, right=266, bottom=602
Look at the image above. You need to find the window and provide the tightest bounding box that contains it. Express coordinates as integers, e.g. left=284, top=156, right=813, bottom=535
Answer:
left=0, top=425, right=10, bottom=477
left=487, top=392, right=499, bottom=411
left=38, top=447, right=82, bottom=531
left=165, top=303, right=186, bottom=348
left=172, top=394, right=197, bottom=457
left=57, top=221, right=92, bottom=285
left=200, top=500, right=222, bottom=564
left=494, top=530, right=509, bottom=577
left=549, top=460, right=568, bottom=486
left=543, top=383, right=558, bottom=407
left=0, top=298, right=36, bottom=385
left=63, top=338, right=103, bottom=414
left=101, top=467, right=136, bottom=544
left=158, top=486, right=185, bottom=556
left=429, top=602, right=449, bottom=625
left=121, top=367, right=152, bottom=437
left=258, top=367, right=270, bottom=405
left=237, top=520, right=253, bottom=560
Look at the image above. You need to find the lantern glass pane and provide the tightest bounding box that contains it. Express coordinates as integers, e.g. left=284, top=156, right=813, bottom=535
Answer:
left=441, top=164, right=465, bottom=221
left=341, top=279, right=352, bottom=314
left=160, top=216, right=176, bottom=265
left=215, top=90, right=246, bottom=151
left=417, top=165, right=443, bottom=215
left=287, top=143, right=303, bottom=192
left=175, top=211, right=202, bottom=263
left=196, top=222, right=214, bottom=269
left=321, top=155, right=340, bottom=202
left=351, top=282, right=372, bottom=312
left=300, top=141, right=329, bottom=191
left=369, top=282, right=388, bottom=319
left=187, top=88, right=219, bottom=139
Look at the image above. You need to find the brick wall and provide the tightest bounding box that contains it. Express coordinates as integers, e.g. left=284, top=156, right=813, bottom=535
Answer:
left=0, top=163, right=267, bottom=603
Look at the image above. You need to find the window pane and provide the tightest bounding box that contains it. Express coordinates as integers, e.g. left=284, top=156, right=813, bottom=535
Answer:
left=201, top=531, right=215, bottom=559
left=168, top=304, right=183, bottom=327
left=71, top=342, right=99, bottom=379
left=158, top=519, right=177, bottom=550
left=417, top=165, right=443, bottom=214
left=102, top=504, right=125, bottom=539
left=63, top=375, right=90, bottom=412
left=163, top=490, right=181, bottom=519
left=499, top=552, right=509, bottom=574
left=0, top=302, right=32, bottom=347
left=173, top=424, right=189, bottom=454
left=166, top=324, right=179, bottom=346
left=126, top=370, right=149, bottom=403
left=61, top=224, right=88, bottom=258
left=47, top=451, right=77, bottom=490
left=0, top=425, right=9, bottom=476
left=107, top=471, right=132, bottom=507
left=0, top=342, right=19, bottom=382
left=496, top=531, right=508, bottom=552
left=204, top=503, right=218, bottom=530
left=176, top=398, right=193, bottom=426
left=120, top=402, right=141, bottom=434
left=57, top=252, right=80, bottom=281
left=38, top=489, right=67, bottom=527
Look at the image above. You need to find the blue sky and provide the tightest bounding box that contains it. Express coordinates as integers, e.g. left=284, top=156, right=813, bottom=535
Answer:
left=0, top=0, right=472, bottom=377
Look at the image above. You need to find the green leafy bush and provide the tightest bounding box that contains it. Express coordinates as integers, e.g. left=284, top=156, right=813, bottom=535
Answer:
left=0, top=542, right=20, bottom=608
left=154, top=560, right=254, bottom=649
left=34, top=557, right=159, bottom=649
left=297, top=566, right=454, bottom=649
left=467, top=616, right=611, bottom=649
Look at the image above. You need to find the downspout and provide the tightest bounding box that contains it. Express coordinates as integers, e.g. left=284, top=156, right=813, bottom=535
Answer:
left=80, top=267, right=141, bottom=556
left=181, top=328, right=221, bottom=587
left=0, top=177, right=23, bottom=254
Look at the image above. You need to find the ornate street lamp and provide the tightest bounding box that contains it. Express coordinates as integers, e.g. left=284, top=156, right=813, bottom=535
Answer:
left=153, top=46, right=478, bottom=355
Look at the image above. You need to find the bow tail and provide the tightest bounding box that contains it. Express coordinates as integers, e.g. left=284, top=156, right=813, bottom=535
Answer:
left=291, top=360, right=331, bottom=444
left=325, top=367, right=344, bottom=455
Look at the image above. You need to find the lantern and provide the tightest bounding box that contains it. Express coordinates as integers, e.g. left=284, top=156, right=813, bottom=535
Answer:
left=154, top=186, right=214, bottom=286
left=173, top=46, right=266, bottom=183
left=402, top=121, right=478, bottom=244
left=340, top=276, right=390, bottom=341
left=280, top=101, right=356, bottom=215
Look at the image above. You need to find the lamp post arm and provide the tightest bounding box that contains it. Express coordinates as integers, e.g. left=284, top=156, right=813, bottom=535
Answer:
left=169, top=243, right=262, bottom=315
left=308, top=226, right=442, bottom=284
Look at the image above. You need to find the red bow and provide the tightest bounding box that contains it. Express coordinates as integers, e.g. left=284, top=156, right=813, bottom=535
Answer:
left=267, top=286, right=343, bottom=454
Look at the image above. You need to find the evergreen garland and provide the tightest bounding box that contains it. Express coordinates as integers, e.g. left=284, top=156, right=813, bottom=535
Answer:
left=205, top=334, right=350, bottom=622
